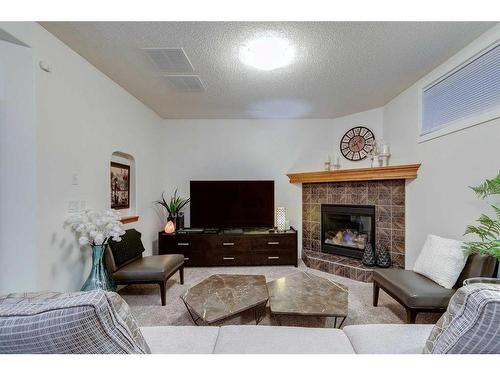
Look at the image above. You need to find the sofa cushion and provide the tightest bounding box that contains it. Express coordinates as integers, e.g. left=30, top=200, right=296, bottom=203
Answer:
left=423, top=283, right=500, bottom=354
left=373, top=269, right=456, bottom=309
left=413, top=234, right=467, bottom=289
left=140, top=326, right=219, bottom=354
left=112, top=254, right=184, bottom=282
left=213, top=325, right=355, bottom=354
left=0, top=290, right=150, bottom=354
left=343, top=324, right=434, bottom=354
left=109, top=229, right=145, bottom=268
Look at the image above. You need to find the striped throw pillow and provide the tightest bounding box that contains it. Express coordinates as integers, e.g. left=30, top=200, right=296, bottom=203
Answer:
left=424, top=283, right=500, bottom=354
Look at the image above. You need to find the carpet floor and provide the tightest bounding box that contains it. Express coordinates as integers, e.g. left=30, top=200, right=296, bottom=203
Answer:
left=119, top=261, right=441, bottom=327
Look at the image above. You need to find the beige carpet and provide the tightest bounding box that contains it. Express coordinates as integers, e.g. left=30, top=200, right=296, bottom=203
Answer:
left=119, top=261, right=441, bottom=327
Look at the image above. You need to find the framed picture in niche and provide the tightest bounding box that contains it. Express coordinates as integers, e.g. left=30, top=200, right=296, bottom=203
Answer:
left=110, top=162, right=130, bottom=209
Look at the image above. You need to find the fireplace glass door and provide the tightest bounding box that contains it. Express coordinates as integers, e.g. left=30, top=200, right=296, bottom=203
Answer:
left=321, top=204, right=375, bottom=259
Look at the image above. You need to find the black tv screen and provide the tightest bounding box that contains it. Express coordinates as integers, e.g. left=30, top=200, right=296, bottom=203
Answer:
left=190, top=180, right=274, bottom=228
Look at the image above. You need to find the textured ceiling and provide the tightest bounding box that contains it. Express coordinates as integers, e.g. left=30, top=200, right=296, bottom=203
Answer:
left=41, top=22, right=496, bottom=119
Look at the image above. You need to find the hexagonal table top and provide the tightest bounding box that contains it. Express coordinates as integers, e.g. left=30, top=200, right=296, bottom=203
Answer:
left=267, top=271, right=348, bottom=317
left=181, top=274, right=268, bottom=324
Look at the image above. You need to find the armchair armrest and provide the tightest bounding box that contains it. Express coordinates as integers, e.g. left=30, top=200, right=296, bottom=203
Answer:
left=463, top=277, right=500, bottom=286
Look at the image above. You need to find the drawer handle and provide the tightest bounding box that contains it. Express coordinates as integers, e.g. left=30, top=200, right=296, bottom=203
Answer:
left=184, top=257, right=190, bottom=261
left=268, top=256, right=280, bottom=260
left=177, top=242, right=190, bottom=246
left=267, top=241, right=280, bottom=245
left=223, top=257, right=235, bottom=260
left=222, top=242, right=235, bottom=246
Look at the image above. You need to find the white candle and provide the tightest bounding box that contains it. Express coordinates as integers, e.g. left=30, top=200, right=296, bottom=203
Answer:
left=333, top=154, right=340, bottom=165
left=381, top=143, right=390, bottom=155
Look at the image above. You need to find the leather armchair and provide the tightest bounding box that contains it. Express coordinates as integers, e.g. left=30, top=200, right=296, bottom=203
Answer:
left=105, top=229, right=184, bottom=306
left=373, top=254, right=498, bottom=323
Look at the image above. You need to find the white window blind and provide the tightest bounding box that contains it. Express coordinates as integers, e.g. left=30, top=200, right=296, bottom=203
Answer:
left=421, top=42, right=500, bottom=135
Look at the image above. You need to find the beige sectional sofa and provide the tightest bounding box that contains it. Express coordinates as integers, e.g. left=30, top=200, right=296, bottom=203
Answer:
left=1, top=282, right=499, bottom=354
left=140, top=324, right=434, bottom=354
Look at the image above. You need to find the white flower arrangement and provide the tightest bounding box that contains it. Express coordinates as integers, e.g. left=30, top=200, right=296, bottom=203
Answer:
left=65, top=209, right=126, bottom=246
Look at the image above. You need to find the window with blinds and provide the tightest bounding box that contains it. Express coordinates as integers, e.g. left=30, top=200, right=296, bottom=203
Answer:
left=421, top=41, right=500, bottom=137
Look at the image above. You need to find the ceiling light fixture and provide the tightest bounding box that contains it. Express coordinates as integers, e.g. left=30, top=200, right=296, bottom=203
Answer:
left=239, top=36, right=295, bottom=71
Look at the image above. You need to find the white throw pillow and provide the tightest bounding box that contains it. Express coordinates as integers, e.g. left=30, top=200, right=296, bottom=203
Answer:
left=413, top=234, right=467, bottom=289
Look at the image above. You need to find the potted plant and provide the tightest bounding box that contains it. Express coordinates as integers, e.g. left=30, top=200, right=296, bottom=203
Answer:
left=155, top=189, right=190, bottom=233
left=65, top=209, right=126, bottom=291
left=463, top=171, right=500, bottom=276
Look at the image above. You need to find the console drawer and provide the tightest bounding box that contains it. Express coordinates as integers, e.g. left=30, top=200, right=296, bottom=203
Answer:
left=162, top=236, right=209, bottom=251
left=252, top=251, right=296, bottom=265
left=250, top=236, right=296, bottom=251
left=179, top=251, right=206, bottom=267
left=212, top=236, right=250, bottom=252
left=207, top=252, right=252, bottom=266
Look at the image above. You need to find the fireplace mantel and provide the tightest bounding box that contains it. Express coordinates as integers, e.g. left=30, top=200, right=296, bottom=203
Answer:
left=287, top=163, right=420, bottom=184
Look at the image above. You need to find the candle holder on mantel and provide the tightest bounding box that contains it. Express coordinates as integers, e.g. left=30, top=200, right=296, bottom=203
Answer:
left=378, top=140, right=391, bottom=167
left=332, top=154, right=341, bottom=170
left=367, top=139, right=379, bottom=168
left=324, top=160, right=332, bottom=171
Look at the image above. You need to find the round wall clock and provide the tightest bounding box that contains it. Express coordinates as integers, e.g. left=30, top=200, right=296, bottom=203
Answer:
left=340, top=126, right=375, bottom=161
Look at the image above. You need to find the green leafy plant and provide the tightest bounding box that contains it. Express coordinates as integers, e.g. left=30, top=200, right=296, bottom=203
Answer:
left=463, top=172, right=500, bottom=260
left=155, top=189, right=190, bottom=217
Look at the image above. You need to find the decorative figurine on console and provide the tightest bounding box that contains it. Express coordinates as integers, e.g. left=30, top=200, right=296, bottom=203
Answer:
left=276, top=207, right=287, bottom=232
left=164, top=220, right=176, bottom=234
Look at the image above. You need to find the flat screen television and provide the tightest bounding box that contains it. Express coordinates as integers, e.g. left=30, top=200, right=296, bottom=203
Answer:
left=190, top=180, right=274, bottom=228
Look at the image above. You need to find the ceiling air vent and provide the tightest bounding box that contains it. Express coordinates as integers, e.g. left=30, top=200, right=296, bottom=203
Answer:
left=164, top=75, right=205, bottom=92
left=143, top=48, right=194, bottom=73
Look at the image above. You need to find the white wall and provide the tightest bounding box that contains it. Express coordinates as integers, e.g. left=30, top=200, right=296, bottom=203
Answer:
left=161, top=108, right=384, bottom=254
left=0, top=23, right=164, bottom=292
left=383, top=25, right=500, bottom=268
left=0, top=40, right=37, bottom=294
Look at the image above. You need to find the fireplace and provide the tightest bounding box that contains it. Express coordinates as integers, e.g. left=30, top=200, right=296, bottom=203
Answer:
left=321, top=204, right=375, bottom=259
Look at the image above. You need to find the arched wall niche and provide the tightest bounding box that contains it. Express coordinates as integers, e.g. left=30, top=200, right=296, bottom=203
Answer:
left=110, top=151, right=137, bottom=219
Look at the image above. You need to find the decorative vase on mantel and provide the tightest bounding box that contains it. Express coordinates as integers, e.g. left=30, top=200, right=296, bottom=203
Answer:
left=81, top=244, right=116, bottom=292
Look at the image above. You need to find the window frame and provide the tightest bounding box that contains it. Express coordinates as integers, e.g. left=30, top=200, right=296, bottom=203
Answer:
left=418, top=36, right=500, bottom=143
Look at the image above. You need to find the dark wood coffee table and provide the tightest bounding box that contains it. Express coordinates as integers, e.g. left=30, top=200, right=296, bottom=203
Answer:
left=181, top=274, right=268, bottom=325
left=267, top=271, right=348, bottom=327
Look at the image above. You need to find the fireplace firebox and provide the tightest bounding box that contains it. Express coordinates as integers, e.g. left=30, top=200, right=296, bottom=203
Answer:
left=321, top=204, right=375, bottom=259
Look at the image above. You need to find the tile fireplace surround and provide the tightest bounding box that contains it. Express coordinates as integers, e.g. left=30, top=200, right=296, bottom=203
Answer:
left=302, top=180, right=405, bottom=282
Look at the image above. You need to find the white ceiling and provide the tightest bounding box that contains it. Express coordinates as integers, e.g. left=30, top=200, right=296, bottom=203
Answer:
left=41, top=22, right=496, bottom=119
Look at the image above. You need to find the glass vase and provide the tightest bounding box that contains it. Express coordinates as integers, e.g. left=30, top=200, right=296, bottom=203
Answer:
left=81, top=244, right=116, bottom=292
